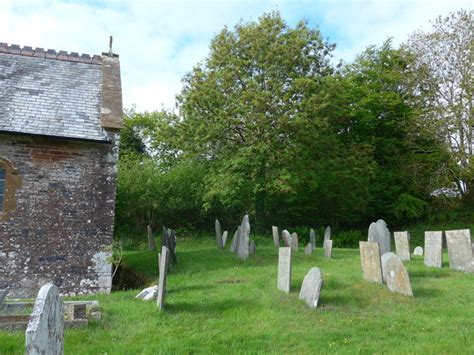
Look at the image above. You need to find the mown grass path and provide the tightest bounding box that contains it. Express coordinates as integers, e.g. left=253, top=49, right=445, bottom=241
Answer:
left=1, top=238, right=473, bottom=354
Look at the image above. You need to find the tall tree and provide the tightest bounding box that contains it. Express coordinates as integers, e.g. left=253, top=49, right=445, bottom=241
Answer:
left=406, top=9, right=473, bottom=199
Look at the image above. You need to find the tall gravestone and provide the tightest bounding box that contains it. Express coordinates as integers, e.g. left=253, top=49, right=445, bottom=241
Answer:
left=25, top=283, right=64, bottom=355
left=291, top=232, right=299, bottom=252
left=324, top=226, right=331, bottom=242
left=282, top=230, right=292, bottom=248
left=237, top=215, right=250, bottom=260
left=299, top=267, right=323, bottom=309
left=147, top=225, right=156, bottom=251
left=445, top=229, right=473, bottom=272
left=368, top=219, right=391, bottom=256
left=323, top=239, right=333, bottom=259
left=310, top=228, right=316, bottom=248
left=381, top=252, right=413, bottom=296
left=230, top=227, right=240, bottom=253
left=394, top=231, right=410, bottom=261
left=424, top=231, right=442, bottom=268
left=222, top=231, right=228, bottom=247
left=215, top=219, right=223, bottom=249
left=359, top=241, right=383, bottom=283
left=272, top=226, right=279, bottom=247
left=157, top=246, right=170, bottom=310
left=277, top=247, right=292, bottom=293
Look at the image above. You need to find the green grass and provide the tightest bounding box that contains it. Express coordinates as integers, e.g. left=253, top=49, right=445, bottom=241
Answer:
left=1, top=237, right=474, bottom=354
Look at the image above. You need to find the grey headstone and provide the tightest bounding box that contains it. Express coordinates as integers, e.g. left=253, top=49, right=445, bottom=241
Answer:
left=249, top=239, right=256, bottom=255
left=230, top=227, right=240, bottom=253
left=215, top=219, right=223, bottom=249
left=304, top=243, right=313, bottom=255
left=222, top=231, right=228, bottom=247
left=25, top=283, right=64, bottom=355
left=277, top=247, right=292, bottom=293
left=394, top=231, right=410, bottom=261
left=0, top=289, right=6, bottom=309
left=359, top=241, right=383, bottom=283
left=237, top=215, right=250, bottom=260
left=135, top=285, right=158, bottom=300
left=299, top=267, right=323, bottom=309
left=323, top=239, right=333, bottom=259
left=368, top=219, right=391, bottom=255
left=147, top=225, right=156, bottom=251
left=282, top=230, right=292, bottom=247
left=290, top=232, right=299, bottom=251
left=272, top=226, right=279, bottom=247
left=413, top=246, right=423, bottom=256
left=324, top=226, right=331, bottom=242
left=157, top=246, right=170, bottom=310
left=309, top=228, right=316, bottom=248
left=381, top=252, right=413, bottom=296
left=445, top=229, right=473, bottom=272
left=424, top=231, right=442, bottom=268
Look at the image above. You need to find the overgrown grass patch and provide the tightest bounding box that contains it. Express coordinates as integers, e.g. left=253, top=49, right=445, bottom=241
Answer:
left=1, top=238, right=473, bottom=353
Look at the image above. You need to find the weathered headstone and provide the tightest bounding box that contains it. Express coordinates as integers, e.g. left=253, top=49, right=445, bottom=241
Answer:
left=147, top=225, right=156, bottom=251
left=394, top=231, right=410, bottom=261
left=304, top=243, right=313, bottom=255
left=222, top=231, right=228, bottom=247
left=368, top=219, right=391, bottom=255
left=381, top=252, right=413, bottom=296
left=291, top=232, right=299, bottom=252
left=309, top=228, right=316, bottom=248
left=323, top=239, right=333, bottom=259
left=445, top=229, right=473, bottom=272
left=272, top=226, right=279, bottom=247
left=230, top=227, right=240, bottom=253
left=424, top=231, right=442, bottom=268
left=277, top=247, right=292, bottom=293
left=157, top=246, right=170, bottom=310
left=0, top=289, right=6, bottom=310
left=237, top=215, right=250, bottom=260
left=215, top=219, right=223, bottom=249
left=359, top=241, right=383, bottom=283
left=413, top=246, right=423, bottom=256
left=249, top=239, right=256, bottom=255
left=25, top=283, right=64, bottom=355
left=161, top=226, right=177, bottom=266
left=299, top=267, right=323, bottom=309
left=282, top=230, right=292, bottom=247
left=324, top=226, right=331, bottom=242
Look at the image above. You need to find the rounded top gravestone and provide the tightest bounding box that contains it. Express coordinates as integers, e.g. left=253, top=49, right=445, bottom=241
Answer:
left=381, top=252, right=413, bottom=297
left=299, top=267, right=323, bottom=308
left=368, top=219, right=391, bottom=256
left=413, top=246, right=423, bottom=256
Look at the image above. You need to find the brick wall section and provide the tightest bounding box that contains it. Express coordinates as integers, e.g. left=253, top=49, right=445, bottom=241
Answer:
left=0, top=132, right=119, bottom=298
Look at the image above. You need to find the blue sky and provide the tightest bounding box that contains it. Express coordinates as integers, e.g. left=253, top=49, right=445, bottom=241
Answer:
left=0, top=0, right=471, bottom=111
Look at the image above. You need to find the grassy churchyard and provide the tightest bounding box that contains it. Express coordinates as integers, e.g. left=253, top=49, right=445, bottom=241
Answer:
left=2, top=233, right=474, bottom=354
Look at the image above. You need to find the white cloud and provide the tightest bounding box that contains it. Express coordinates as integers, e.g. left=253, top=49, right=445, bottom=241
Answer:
left=0, top=0, right=471, bottom=111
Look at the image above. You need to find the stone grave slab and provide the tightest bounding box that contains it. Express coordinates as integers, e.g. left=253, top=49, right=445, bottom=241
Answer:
left=368, top=219, right=391, bottom=255
left=394, top=231, right=410, bottom=261
left=413, top=246, right=423, bottom=256
left=272, top=226, right=279, bottom=247
left=230, top=227, right=240, bottom=253
left=381, top=252, right=413, bottom=296
left=215, top=219, right=223, bottom=249
left=282, top=230, right=292, bottom=247
left=277, top=247, right=292, bottom=293
left=304, top=243, right=313, bottom=255
left=323, top=239, right=333, bottom=258
left=291, top=232, right=299, bottom=251
left=445, top=229, right=473, bottom=272
left=359, top=241, right=383, bottom=283
left=299, top=267, right=323, bottom=309
left=424, top=231, right=442, bottom=268
left=310, top=228, right=316, bottom=248
left=157, top=246, right=170, bottom=310
left=147, top=225, right=156, bottom=251
left=222, top=231, right=228, bottom=247
left=324, top=226, right=331, bottom=242
left=237, top=215, right=250, bottom=260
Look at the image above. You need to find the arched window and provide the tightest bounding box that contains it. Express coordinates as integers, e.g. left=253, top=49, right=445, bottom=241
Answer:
left=0, top=165, right=5, bottom=212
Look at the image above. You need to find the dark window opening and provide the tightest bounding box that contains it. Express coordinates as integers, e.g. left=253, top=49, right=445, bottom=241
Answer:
left=0, top=166, right=5, bottom=212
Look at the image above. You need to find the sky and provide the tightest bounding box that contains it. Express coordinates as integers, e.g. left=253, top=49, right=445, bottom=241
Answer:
left=0, top=0, right=471, bottom=112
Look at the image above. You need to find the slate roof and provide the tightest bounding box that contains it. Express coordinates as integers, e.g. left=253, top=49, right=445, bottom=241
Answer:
left=0, top=43, right=109, bottom=141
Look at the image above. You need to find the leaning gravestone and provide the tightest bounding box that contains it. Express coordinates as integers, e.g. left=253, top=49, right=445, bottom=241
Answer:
left=222, top=231, right=228, bottom=247
left=299, top=267, right=323, bottom=309
left=424, top=231, right=442, bottom=268
left=394, top=231, right=410, bottom=261
left=157, top=246, right=170, bottom=310
left=381, top=252, right=413, bottom=296
left=359, top=241, right=383, bottom=283
left=291, top=232, right=299, bottom=252
left=147, top=225, right=157, bottom=251
left=445, top=229, right=473, bottom=272
left=282, top=230, right=292, bottom=248
left=25, top=283, right=64, bottom=355
left=413, top=246, right=423, bottom=256
left=272, top=226, right=279, bottom=247
left=237, top=215, right=250, bottom=260
left=277, top=247, right=292, bottom=293
left=323, top=239, right=333, bottom=259
left=304, top=243, right=313, bottom=255
left=310, top=228, right=316, bottom=248
left=249, top=240, right=256, bottom=255
left=215, top=219, right=223, bottom=249
left=368, top=219, right=391, bottom=256
left=324, top=226, right=331, bottom=242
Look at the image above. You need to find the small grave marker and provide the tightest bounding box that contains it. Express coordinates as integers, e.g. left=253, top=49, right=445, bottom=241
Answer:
left=277, top=247, right=292, bottom=293
left=413, top=246, right=423, bottom=256
left=394, top=231, right=410, bottom=261
left=304, top=243, right=313, bottom=255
